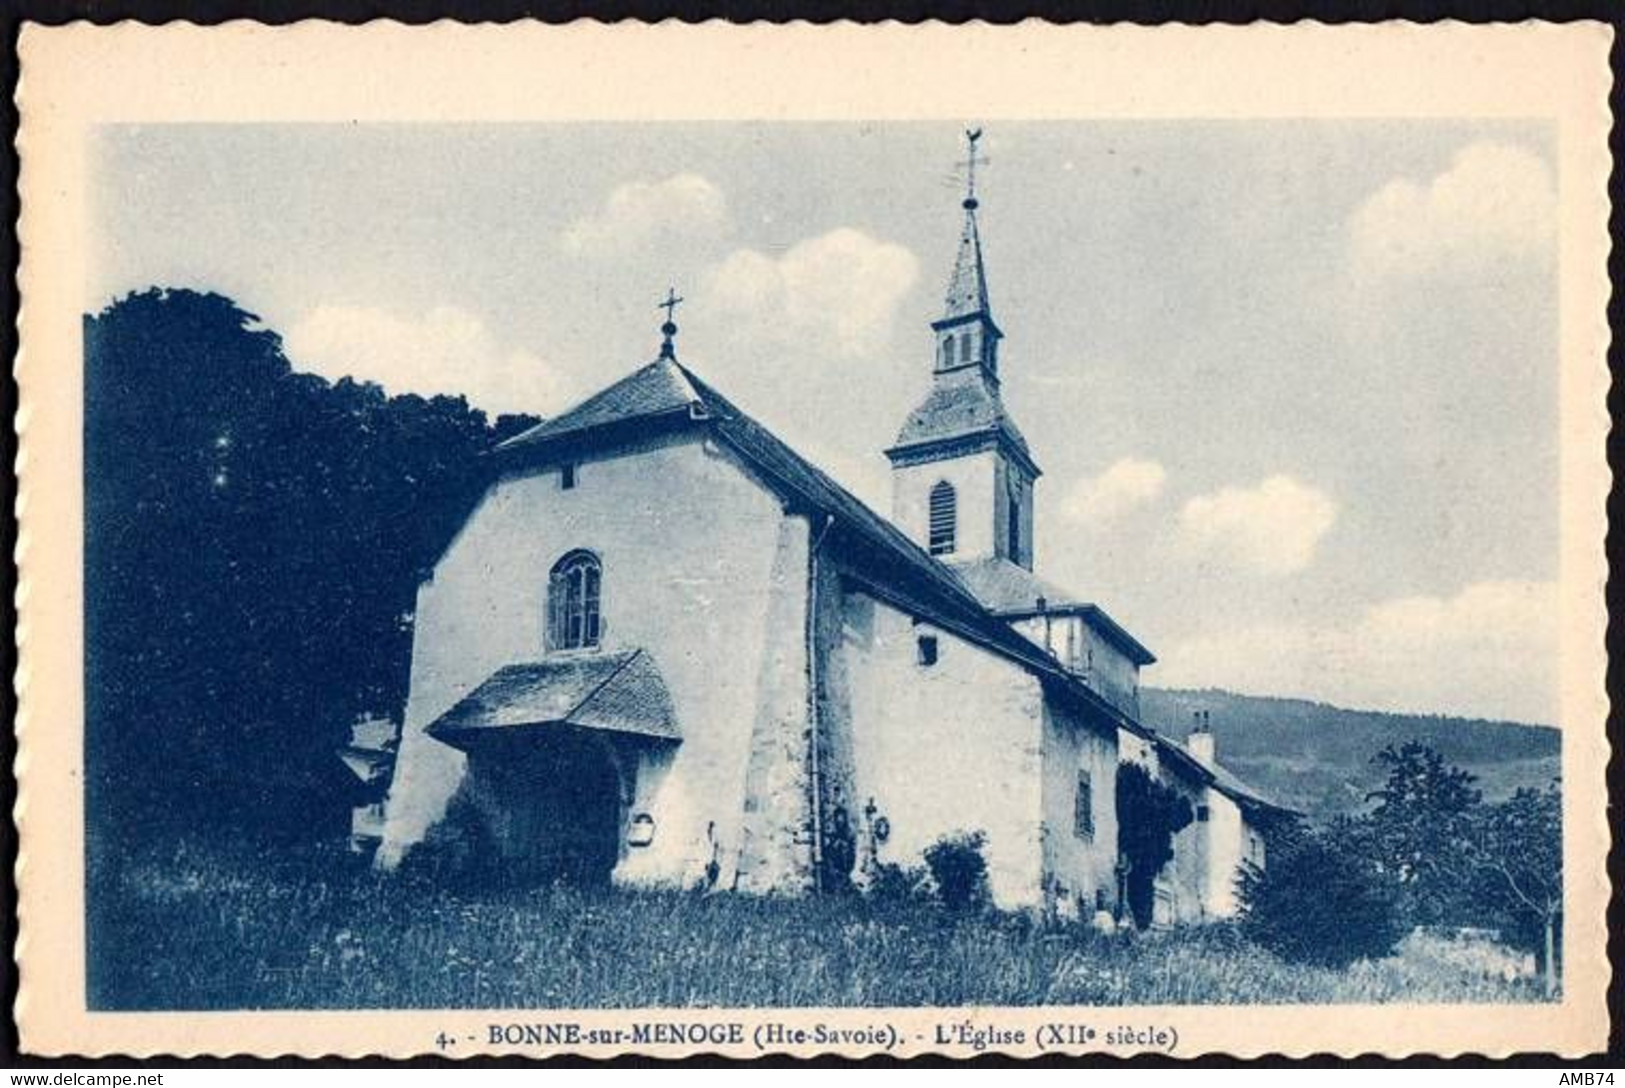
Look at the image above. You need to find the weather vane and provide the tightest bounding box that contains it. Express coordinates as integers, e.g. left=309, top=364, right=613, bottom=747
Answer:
left=658, top=286, right=684, bottom=359
left=958, top=127, right=988, bottom=209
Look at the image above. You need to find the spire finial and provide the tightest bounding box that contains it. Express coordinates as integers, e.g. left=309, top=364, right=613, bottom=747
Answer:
left=657, top=286, right=684, bottom=359
left=958, top=127, right=988, bottom=210
left=940, top=129, right=994, bottom=325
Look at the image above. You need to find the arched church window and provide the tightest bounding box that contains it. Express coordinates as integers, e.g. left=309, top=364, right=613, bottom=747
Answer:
left=928, top=481, right=957, bottom=556
left=548, top=550, right=602, bottom=651
left=959, top=331, right=974, bottom=363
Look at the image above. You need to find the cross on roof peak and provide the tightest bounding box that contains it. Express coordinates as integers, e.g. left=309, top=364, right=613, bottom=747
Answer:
left=657, top=287, right=684, bottom=359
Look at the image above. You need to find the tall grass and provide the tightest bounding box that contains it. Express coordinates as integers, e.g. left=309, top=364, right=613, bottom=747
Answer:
left=90, top=839, right=1549, bottom=1010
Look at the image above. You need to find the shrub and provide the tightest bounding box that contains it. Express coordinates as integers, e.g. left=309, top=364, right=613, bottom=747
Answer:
left=394, top=786, right=498, bottom=889
left=923, top=831, right=991, bottom=913
left=1237, top=823, right=1402, bottom=967
left=864, top=861, right=930, bottom=907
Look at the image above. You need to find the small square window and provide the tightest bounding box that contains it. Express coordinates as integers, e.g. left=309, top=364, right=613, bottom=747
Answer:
left=560, top=464, right=577, bottom=490
left=916, top=635, right=939, bottom=667
left=1196, top=804, right=1210, bottom=823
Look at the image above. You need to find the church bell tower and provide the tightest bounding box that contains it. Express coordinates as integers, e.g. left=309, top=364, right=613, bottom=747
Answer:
left=887, top=129, right=1041, bottom=571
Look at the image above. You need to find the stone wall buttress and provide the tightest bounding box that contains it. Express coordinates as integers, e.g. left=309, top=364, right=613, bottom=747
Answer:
left=733, top=512, right=816, bottom=895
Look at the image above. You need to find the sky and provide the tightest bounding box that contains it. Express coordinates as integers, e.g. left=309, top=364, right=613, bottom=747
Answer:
left=90, top=120, right=1561, bottom=724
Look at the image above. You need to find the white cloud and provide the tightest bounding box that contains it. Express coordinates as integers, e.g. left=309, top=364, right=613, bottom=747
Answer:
left=561, top=174, right=728, bottom=256
left=1063, top=457, right=1167, bottom=524
left=284, top=304, right=569, bottom=418
left=1348, top=141, right=1556, bottom=283
left=704, top=228, right=920, bottom=356
left=1154, top=580, right=1558, bottom=724
left=1178, top=474, right=1337, bottom=575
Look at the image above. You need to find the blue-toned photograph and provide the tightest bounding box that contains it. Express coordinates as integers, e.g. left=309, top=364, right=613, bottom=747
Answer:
left=83, top=121, right=1563, bottom=1012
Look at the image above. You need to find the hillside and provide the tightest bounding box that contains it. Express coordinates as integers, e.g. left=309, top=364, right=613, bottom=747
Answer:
left=1139, top=688, right=1561, bottom=819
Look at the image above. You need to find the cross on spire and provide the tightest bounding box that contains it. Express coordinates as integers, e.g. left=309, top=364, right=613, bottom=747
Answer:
left=659, top=287, right=684, bottom=325
left=957, top=127, right=989, bottom=210
left=657, top=286, right=684, bottom=359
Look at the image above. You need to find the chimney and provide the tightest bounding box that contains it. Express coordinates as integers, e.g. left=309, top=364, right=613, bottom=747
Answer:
left=1187, top=709, right=1215, bottom=768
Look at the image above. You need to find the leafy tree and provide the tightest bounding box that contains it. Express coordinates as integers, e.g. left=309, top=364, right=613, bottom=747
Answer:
left=1237, top=818, right=1403, bottom=967
left=1467, top=784, right=1563, bottom=995
left=84, top=288, right=536, bottom=849
left=1363, top=742, right=1483, bottom=926
left=1115, top=760, right=1194, bottom=928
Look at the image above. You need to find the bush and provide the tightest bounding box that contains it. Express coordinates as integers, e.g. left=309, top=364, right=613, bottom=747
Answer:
left=1237, top=824, right=1402, bottom=967
left=864, top=861, right=930, bottom=907
left=923, top=831, right=991, bottom=913
left=394, top=786, right=498, bottom=889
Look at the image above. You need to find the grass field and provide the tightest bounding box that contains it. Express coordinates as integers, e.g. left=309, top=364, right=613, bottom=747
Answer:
left=89, top=840, right=1550, bottom=1011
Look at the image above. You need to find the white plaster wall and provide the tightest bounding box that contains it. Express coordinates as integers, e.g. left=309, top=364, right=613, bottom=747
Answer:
left=836, top=589, right=1046, bottom=910
left=380, top=433, right=793, bottom=890
left=1038, top=698, right=1120, bottom=916
left=1079, top=623, right=1140, bottom=717
left=891, top=450, right=998, bottom=562
left=1012, top=614, right=1067, bottom=661
left=1118, top=728, right=1157, bottom=770
left=1164, top=782, right=1211, bottom=924
left=1012, top=615, right=1140, bottom=717
left=1204, top=790, right=1246, bottom=918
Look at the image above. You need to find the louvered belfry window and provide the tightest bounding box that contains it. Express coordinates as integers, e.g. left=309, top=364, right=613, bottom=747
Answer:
left=928, top=481, right=957, bottom=556
left=548, top=550, right=602, bottom=651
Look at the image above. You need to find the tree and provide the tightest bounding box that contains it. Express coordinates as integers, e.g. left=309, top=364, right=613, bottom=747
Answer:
left=1363, top=742, right=1483, bottom=927
left=1237, top=818, right=1403, bottom=967
left=1115, top=761, right=1194, bottom=928
left=84, top=288, right=537, bottom=847
left=1356, top=744, right=1562, bottom=990
left=1468, top=784, right=1563, bottom=995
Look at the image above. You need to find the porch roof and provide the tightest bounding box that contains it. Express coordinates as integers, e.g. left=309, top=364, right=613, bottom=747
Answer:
left=427, top=649, right=679, bottom=747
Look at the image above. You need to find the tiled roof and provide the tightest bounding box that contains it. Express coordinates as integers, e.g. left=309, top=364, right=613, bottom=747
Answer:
left=888, top=368, right=1032, bottom=459
left=950, top=556, right=1084, bottom=614
left=1151, top=733, right=1295, bottom=818
left=337, top=746, right=394, bottom=785
left=427, top=649, right=680, bottom=745
left=942, top=208, right=992, bottom=321
left=950, top=557, right=1156, bottom=666
left=495, top=360, right=700, bottom=451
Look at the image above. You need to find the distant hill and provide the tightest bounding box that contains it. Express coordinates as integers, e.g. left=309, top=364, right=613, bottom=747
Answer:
left=1139, top=688, right=1561, bottom=820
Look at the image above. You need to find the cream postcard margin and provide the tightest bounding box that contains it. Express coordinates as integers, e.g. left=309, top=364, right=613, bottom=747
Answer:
left=14, top=21, right=1614, bottom=1058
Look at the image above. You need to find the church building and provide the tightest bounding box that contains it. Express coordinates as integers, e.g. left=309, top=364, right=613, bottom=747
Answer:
left=375, top=135, right=1286, bottom=917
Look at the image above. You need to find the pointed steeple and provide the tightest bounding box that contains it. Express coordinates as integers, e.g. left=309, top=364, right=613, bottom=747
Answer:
left=888, top=128, right=1040, bottom=573
left=943, top=195, right=992, bottom=321
left=930, top=128, right=1003, bottom=381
